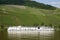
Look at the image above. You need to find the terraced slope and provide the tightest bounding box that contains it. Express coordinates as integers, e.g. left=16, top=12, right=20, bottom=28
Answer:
left=0, top=5, right=60, bottom=26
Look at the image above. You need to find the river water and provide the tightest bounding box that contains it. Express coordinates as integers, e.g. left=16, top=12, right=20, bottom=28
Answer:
left=0, top=27, right=60, bottom=40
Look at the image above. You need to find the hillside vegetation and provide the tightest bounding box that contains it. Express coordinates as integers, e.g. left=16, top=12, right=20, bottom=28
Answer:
left=0, top=5, right=60, bottom=27
left=0, top=0, right=56, bottom=10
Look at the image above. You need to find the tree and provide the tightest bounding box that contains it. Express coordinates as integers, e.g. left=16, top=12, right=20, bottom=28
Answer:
left=0, top=0, right=56, bottom=10
left=0, top=24, right=4, bottom=29
left=49, top=24, right=52, bottom=27
left=41, top=22, right=44, bottom=26
left=33, top=23, right=39, bottom=27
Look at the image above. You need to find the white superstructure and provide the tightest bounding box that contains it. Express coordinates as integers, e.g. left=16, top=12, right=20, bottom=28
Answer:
left=8, top=26, right=54, bottom=31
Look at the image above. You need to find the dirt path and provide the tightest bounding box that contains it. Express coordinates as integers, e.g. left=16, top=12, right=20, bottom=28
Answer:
left=6, top=5, right=26, bottom=9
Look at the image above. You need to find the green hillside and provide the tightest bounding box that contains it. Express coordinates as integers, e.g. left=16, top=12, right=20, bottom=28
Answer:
left=0, top=5, right=60, bottom=27
left=0, top=0, right=56, bottom=10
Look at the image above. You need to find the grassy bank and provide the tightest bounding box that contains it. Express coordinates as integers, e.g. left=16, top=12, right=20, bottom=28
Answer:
left=0, top=5, right=60, bottom=27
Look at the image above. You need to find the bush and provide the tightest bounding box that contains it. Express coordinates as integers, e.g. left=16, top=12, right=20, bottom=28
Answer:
left=41, top=22, right=44, bottom=26
left=33, top=24, right=39, bottom=27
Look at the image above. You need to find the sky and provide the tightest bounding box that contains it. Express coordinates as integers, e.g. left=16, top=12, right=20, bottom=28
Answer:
left=34, top=0, right=60, bottom=8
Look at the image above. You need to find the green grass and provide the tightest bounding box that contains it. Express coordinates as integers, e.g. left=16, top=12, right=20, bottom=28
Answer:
left=0, top=5, right=60, bottom=27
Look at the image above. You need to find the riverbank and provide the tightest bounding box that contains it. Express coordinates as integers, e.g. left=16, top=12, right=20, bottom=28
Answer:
left=0, top=27, right=7, bottom=31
